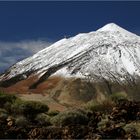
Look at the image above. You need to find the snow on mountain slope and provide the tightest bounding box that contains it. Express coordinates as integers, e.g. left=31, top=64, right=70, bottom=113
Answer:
left=1, top=23, right=140, bottom=86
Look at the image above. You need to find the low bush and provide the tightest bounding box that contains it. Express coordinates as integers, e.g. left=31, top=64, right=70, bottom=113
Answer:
left=84, top=100, right=99, bottom=111
left=35, top=113, right=51, bottom=126
left=0, top=109, right=8, bottom=122
left=11, top=99, right=49, bottom=120
left=15, top=116, right=29, bottom=127
left=47, top=110, right=60, bottom=117
left=84, top=99, right=114, bottom=113
left=110, top=92, right=127, bottom=104
left=50, top=109, right=88, bottom=126
left=0, top=92, right=17, bottom=108
left=123, top=122, right=140, bottom=139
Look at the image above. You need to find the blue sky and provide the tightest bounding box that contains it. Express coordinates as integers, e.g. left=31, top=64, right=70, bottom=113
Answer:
left=0, top=1, right=140, bottom=72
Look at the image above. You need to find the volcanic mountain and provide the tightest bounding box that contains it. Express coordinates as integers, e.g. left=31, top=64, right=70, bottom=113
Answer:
left=1, top=23, right=140, bottom=109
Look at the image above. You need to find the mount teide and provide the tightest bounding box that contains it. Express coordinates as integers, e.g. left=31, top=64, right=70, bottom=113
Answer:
left=1, top=23, right=140, bottom=108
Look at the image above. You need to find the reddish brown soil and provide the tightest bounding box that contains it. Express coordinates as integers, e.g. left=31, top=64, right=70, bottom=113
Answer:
left=0, top=76, right=67, bottom=111
left=0, top=76, right=62, bottom=94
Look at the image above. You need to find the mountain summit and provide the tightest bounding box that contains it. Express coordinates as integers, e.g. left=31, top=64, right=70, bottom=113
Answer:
left=97, top=23, right=128, bottom=32
left=97, top=23, right=138, bottom=38
left=0, top=23, right=140, bottom=89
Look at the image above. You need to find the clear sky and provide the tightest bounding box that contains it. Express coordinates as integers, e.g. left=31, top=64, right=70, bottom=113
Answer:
left=0, top=1, right=140, bottom=72
left=0, top=1, right=140, bottom=41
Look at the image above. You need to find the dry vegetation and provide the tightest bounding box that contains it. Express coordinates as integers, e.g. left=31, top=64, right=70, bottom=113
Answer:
left=0, top=91, right=140, bottom=139
left=1, top=76, right=140, bottom=138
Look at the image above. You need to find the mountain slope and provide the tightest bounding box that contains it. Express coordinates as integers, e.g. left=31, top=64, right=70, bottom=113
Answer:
left=0, top=23, right=140, bottom=89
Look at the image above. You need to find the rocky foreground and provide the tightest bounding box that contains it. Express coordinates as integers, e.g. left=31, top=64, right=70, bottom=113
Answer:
left=0, top=92, right=140, bottom=139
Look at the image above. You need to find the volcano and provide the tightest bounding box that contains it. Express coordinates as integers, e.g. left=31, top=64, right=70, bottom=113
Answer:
left=1, top=23, right=140, bottom=110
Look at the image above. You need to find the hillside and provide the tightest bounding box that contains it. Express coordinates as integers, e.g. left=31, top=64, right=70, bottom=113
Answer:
left=1, top=23, right=140, bottom=109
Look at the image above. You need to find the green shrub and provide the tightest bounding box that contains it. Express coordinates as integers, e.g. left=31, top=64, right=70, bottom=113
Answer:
left=12, top=99, right=49, bottom=120
left=123, top=122, right=140, bottom=138
left=50, top=109, right=88, bottom=126
left=84, top=100, right=107, bottom=112
left=110, top=92, right=127, bottom=104
left=35, top=113, right=51, bottom=126
left=15, top=116, right=29, bottom=127
left=0, top=109, right=8, bottom=122
left=47, top=110, right=60, bottom=117
left=0, top=92, right=17, bottom=108
left=4, top=102, right=13, bottom=113
left=84, top=100, right=114, bottom=113
left=0, top=108, right=7, bottom=114
left=84, top=100, right=100, bottom=111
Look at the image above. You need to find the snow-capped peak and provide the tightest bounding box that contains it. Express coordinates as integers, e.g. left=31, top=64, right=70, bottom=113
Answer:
left=97, top=23, right=124, bottom=31
left=1, top=23, right=140, bottom=87
left=97, top=23, right=139, bottom=41
left=98, top=23, right=134, bottom=34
